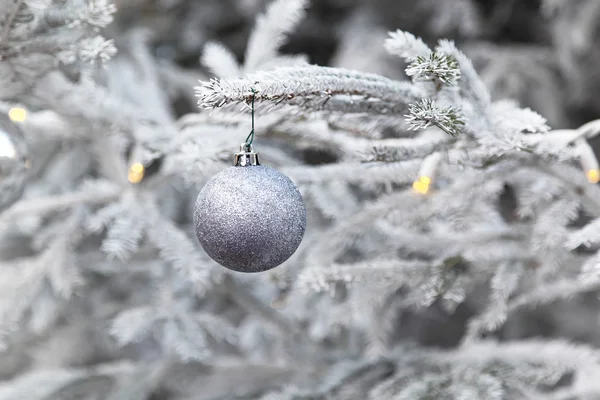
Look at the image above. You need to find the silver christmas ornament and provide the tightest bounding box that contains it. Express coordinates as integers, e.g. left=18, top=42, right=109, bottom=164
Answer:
left=194, top=144, right=306, bottom=273
left=0, top=113, right=29, bottom=214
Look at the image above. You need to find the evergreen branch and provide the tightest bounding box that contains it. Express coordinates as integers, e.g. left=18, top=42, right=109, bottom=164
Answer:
left=146, top=214, right=212, bottom=290
left=406, top=53, right=461, bottom=85
left=489, top=101, right=550, bottom=133
left=110, top=306, right=157, bottom=346
left=0, top=181, right=120, bottom=221
left=357, top=133, right=451, bottom=163
left=0, top=0, right=25, bottom=45
left=462, top=262, right=524, bottom=343
left=567, top=218, right=600, bottom=250
left=244, top=0, right=308, bottom=72
left=220, top=274, right=296, bottom=335
left=298, top=259, right=430, bottom=293
left=436, top=39, right=491, bottom=109
left=405, top=99, right=465, bottom=136
left=506, top=278, right=600, bottom=312
left=219, top=274, right=323, bottom=366
left=72, top=0, right=117, bottom=29
left=536, top=163, right=600, bottom=216
left=77, top=36, right=117, bottom=64
left=283, top=159, right=421, bottom=185
left=384, top=30, right=431, bottom=61
left=196, top=66, right=423, bottom=115
left=202, top=41, right=241, bottom=78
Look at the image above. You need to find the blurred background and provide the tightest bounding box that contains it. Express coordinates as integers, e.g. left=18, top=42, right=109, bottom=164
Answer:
left=2, top=0, right=600, bottom=399
left=107, top=0, right=599, bottom=128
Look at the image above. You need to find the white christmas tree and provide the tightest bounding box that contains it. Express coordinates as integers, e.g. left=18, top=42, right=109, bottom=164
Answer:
left=2, top=0, right=600, bottom=399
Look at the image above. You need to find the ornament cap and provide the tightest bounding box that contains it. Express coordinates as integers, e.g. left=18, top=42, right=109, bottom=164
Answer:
left=234, top=143, right=260, bottom=166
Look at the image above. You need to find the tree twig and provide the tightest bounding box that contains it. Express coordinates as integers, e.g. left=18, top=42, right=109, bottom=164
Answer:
left=1, top=0, right=26, bottom=46
left=220, top=274, right=296, bottom=334
left=1, top=190, right=119, bottom=221
left=219, top=274, right=325, bottom=366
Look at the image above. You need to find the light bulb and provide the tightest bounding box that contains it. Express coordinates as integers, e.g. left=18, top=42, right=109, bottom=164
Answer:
left=413, top=176, right=431, bottom=194
left=587, top=169, right=600, bottom=184
left=577, top=138, right=600, bottom=184
left=8, top=107, right=27, bottom=123
left=128, top=162, right=145, bottom=184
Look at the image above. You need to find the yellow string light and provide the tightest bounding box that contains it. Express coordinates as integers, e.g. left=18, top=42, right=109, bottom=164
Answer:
left=128, top=162, right=145, bottom=184
left=8, top=107, right=27, bottom=122
left=587, top=169, right=600, bottom=184
left=412, top=176, right=431, bottom=195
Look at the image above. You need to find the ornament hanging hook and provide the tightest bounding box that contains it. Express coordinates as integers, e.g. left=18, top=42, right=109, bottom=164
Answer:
left=244, top=86, right=258, bottom=149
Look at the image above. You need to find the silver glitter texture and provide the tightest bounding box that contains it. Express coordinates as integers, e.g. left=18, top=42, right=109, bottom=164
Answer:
left=0, top=114, right=28, bottom=214
left=194, top=165, right=306, bottom=273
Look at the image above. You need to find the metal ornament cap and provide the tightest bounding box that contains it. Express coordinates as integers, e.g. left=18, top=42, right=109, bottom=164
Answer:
left=234, top=143, right=260, bottom=166
left=193, top=161, right=307, bottom=273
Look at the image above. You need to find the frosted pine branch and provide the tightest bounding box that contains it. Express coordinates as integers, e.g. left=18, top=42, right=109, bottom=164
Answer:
left=283, top=159, right=421, bottom=185
left=405, top=99, right=465, bottom=136
left=110, top=304, right=237, bottom=362
left=356, top=132, right=451, bottom=163
left=0, top=180, right=119, bottom=223
left=243, top=0, right=308, bottom=72
left=78, top=36, right=117, bottom=64
left=567, top=218, right=600, bottom=250
left=202, top=42, right=241, bottom=78
left=506, top=278, right=600, bottom=313
left=297, top=259, right=430, bottom=293
left=406, top=53, right=461, bottom=85
left=72, top=0, right=117, bottom=29
left=365, top=340, right=600, bottom=399
left=489, top=101, right=550, bottom=133
left=110, top=306, right=156, bottom=346
left=146, top=214, right=213, bottom=290
left=436, top=39, right=491, bottom=109
left=463, top=262, right=524, bottom=342
left=6, top=2, right=600, bottom=397
left=384, top=30, right=431, bottom=61
left=196, top=66, right=423, bottom=115
left=99, top=203, right=148, bottom=261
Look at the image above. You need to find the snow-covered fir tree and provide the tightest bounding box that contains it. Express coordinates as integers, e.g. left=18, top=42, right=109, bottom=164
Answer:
left=1, top=0, right=600, bottom=399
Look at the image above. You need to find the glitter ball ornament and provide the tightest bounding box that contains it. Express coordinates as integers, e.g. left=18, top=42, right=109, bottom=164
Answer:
left=0, top=113, right=29, bottom=214
left=194, top=144, right=306, bottom=273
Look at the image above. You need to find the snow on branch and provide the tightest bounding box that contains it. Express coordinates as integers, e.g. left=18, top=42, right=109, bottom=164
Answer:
left=488, top=100, right=550, bottom=133
left=297, top=259, right=430, bottom=293
left=436, top=39, right=491, bottom=109
left=75, top=36, right=117, bottom=64
left=284, top=159, right=420, bottom=185
left=369, top=340, right=600, bottom=399
left=405, top=99, right=465, bottom=137
left=384, top=30, right=431, bottom=61
left=110, top=305, right=236, bottom=362
left=567, top=218, right=600, bottom=250
left=196, top=66, right=424, bottom=115
left=72, top=0, right=117, bottom=29
left=0, top=179, right=119, bottom=225
left=146, top=215, right=213, bottom=291
left=463, top=262, right=524, bottom=342
left=201, top=42, right=241, bottom=79
left=243, top=0, right=308, bottom=72
left=506, top=278, right=600, bottom=313
left=406, top=53, right=461, bottom=85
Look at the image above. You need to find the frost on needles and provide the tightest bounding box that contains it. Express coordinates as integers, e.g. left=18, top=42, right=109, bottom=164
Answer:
left=193, top=2, right=600, bottom=398
left=3, top=0, right=600, bottom=399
